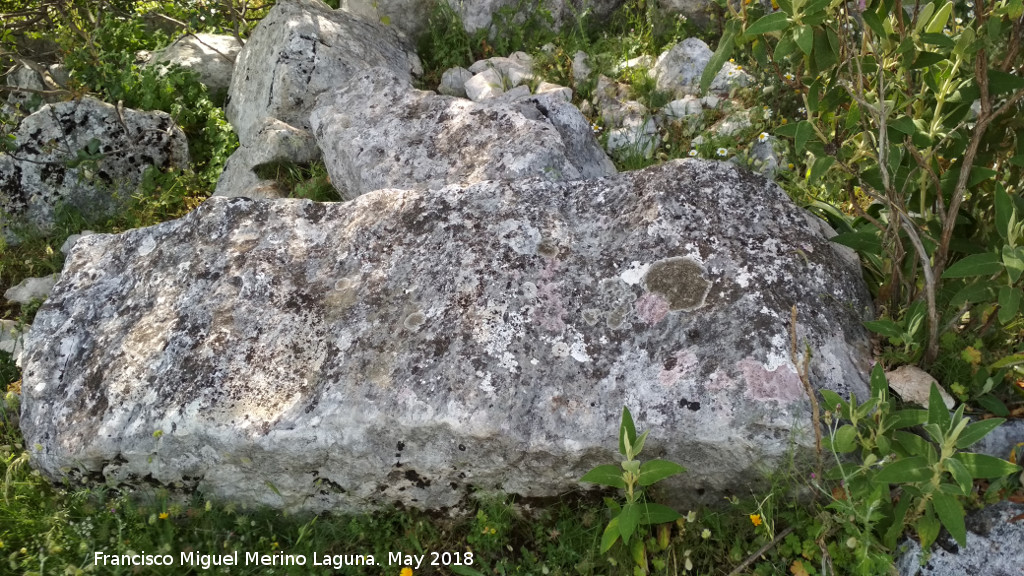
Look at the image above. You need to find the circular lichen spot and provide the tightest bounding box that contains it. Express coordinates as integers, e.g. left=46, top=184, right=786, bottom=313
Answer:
left=643, top=257, right=711, bottom=311
left=404, top=311, right=426, bottom=330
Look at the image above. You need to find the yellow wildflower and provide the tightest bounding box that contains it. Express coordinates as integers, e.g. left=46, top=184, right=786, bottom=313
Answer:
left=749, top=514, right=762, bottom=527
left=159, top=512, right=169, bottom=520
left=400, top=568, right=414, bottom=576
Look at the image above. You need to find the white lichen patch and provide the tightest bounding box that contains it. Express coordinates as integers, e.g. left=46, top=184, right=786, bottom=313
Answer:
left=619, top=261, right=651, bottom=285
left=551, top=341, right=570, bottom=358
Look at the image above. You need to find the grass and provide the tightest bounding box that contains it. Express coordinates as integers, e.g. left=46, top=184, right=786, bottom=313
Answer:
left=1, top=0, right=1022, bottom=575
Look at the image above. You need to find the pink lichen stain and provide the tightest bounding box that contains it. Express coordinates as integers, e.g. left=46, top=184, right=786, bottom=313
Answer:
left=657, top=348, right=699, bottom=387
left=635, top=293, right=670, bottom=325
left=737, top=358, right=803, bottom=402
left=534, top=280, right=566, bottom=333
left=705, top=369, right=735, bottom=393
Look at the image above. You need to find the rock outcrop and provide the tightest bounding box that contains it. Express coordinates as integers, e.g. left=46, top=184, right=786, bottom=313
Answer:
left=21, top=160, right=873, bottom=513
left=309, top=67, right=614, bottom=197
left=652, top=38, right=753, bottom=96
left=0, top=97, right=190, bottom=232
left=896, top=501, right=1024, bottom=576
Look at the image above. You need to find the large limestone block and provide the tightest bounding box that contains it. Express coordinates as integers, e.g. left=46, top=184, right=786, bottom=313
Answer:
left=21, top=160, right=873, bottom=514
left=309, top=67, right=615, bottom=197
left=224, top=0, right=421, bottom=146
left=0, top=97, right=189, bottom=232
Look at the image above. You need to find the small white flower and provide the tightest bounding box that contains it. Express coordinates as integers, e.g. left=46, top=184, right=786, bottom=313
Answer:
left=688, top=149, right=698, bottom=157
left=797, top=106, right=806, bottom=114
left=701, top=528, right=711, bottom=539
left=716, top=147, right=728, bottom=157
left=784, top=72, right=795, bottom=81
left=764, top=107, right=773, bottom=118
left=955, top=17, right=963, bottom=24
left=968, top=10, right=974, bottom=18
left=758, top=132, right=769, bottom=143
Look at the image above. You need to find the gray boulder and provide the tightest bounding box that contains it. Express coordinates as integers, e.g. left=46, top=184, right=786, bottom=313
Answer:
left=21, top=160, right=873, bottom=514
left=653, top=38, right=754, bottom=96
left=438, top=66, right=473, bottom=98
left=143, top=33, right=243, bottom=99
left=214, top=118, right=322, bottom=199
left=224, top=0, right=421, bottom=146
left=896, top=501, right=1024, bottom=576
left=0, top=97, right=190, bottom=232
left=309, top=67, right=615, bottom=198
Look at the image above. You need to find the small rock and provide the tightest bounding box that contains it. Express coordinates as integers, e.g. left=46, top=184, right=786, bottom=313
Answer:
left=613, top=55, right=654, bottom=75
left=438, top=67, right=473, bottom=98
left=885, top=365, right=956, bottom=409
left=702, top=95, right=721, bottom=109
left=664, top=97, right=703, bottom=118
left=4, top=274, right=59, bottom=305
left=711, top=112, right=752, bottom=137
left=535, top=82, right=572, bottom=102
left=465, top=68, right=505, bottom=101
left=496, top=85, right=532, bottom=102
left=60, top=230, right=97, bottom=256
left=652, top=38, right=753, bottom=96
left=747, top=136, right=779, bottom=177
left=0, top=320, right=23, bottom=357
left=606, top=118, right=660, bottom=160
left=572, top=50, right=592, bottom=86
left=144, top=33, right=244, bottom=97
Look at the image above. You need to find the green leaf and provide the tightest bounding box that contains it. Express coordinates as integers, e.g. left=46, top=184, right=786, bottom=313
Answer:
left=967, top=167, right=998, bottom=187
left=883, top=495, right=914, bottom=548
left=831, top=424, right=858, bottom=453
left=952, top=452, right=1023, bottom=479
left=794, top=24, right=814, bottom=55
left=638, top=460, right=686, bottom=486
left=638, top=503, right=682, bottom=525
left=946, top=457, right=974, bottom=495
left=994, top=184, right=1014, bottom=241
left=863, top=319, right=904, bottom=339
left=795, top=120, right=814, bottom=153
left=875, top=456, right=934, bottom=483
left=619, top=503, right=641, bottom=544
left=942, top=253, right=1003, bottom=278
left=700, top=22, right=738, bottom=94
left=862, top=11, right=885, bottom=37
left=832, top=230, right=882, bottom=254
left=632, top=430, right=649, bottom=458
left=956, top=418, right=1006, bottom=449
left=451, top=566, right=488, bottom=576
left=1003, top=245, right=1024, bottom=284
left=988, top=69, right=1024, bottom=96
left=582, top=465, right=627, bottom=489
left=819, top=389, right=847, bottom=415
left=976, top=394, right=1009, bottom=417
left=932, top=492, right=966, bottom=547
left=619, top=406, right=637, bottom=456
left=916, top=510, right=941, bottom=550
left=808, top=156, right=834, bottom=183
left=998, top=286, right=1021, bottom=325
left=928, top=385, right=952, bottom=431
left=892, top=409, right=929, bottom=429
left=889, top=116, right=917, bottom=134
left=746, top=12, right=791, bottom=35
left=870, top=363, right=888, bottom=400
left=925, top=1, right=952, bottom=34
left=990, top=353, right=1024, bottom=370
left=600, top=517, right=621, bottom=553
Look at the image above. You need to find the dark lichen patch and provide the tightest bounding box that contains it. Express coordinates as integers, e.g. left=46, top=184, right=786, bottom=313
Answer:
left=643, top=257, right=711, bottom=311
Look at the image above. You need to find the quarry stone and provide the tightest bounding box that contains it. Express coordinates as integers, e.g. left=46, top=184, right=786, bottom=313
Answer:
left=309, top=67, right=615, bottom=198
left=21, top=160, right=873, bottom=514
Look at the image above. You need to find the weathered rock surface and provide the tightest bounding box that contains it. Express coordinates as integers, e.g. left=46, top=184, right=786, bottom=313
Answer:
left=653, top=38, right=753, bottom=96
left=896, top=501, right=1024, bottom=576
left=143, top=33, right=243, bottom=98
left=224, top=0, right=421, bottom=146
left=0, top=97, right=189, bottom=231
left=21, top=160, right=872, bottom=513
left=309, top=67, right=615, bottom=197
left=438, top=67, right=473, bottom=98
left=214, top=118, right=322, bottom=199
